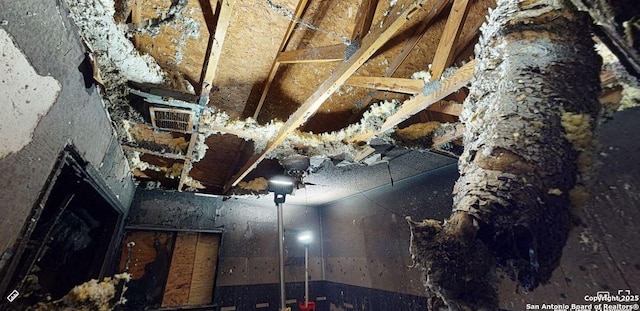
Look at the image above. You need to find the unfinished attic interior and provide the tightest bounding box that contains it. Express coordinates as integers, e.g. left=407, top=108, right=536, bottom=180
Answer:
left=1, top=0, right=640, bottom=309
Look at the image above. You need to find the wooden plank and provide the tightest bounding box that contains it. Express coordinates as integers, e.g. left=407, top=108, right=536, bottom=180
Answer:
left=379, top=60, right=475, bottom=133
left=118, top=231, right=173, bottom=280
left=187, top=233, right=220, bottom=305
left=178, top=132, right=199, bottom=191
left=427, top=100, right=463, bottom=116
left=198, top=0, right=219, bottom=34
left=162, top=232, right=199, bottom=307
left=131, top=0, right=142, bottom=44
left=121, top=145, right=187, bottom=160
left=350, top=59, right=475, bottom=143
left=431, top=122, right=464, bottom=147
left=199, top=0, right=236, bottom=94
left=350, top=0, right=379, bottom=42
left=277, top=44, right=346, bottom=63
left=253, top=0, right=310, bottom=119
left=430, top=0, right=471, bottom=79
left=349, top=0, right=452, bottom=123
left=229, top=3, right=424, bottom=188
left=345, top=76, right=424, bottom=94
left=385, top=0, right=452, bottom=76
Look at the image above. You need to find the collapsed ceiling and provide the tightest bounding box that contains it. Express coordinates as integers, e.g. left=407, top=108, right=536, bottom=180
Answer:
left=62, top=0, right=640, bottom=197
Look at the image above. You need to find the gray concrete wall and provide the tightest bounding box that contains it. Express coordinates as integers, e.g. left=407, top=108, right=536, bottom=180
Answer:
left=0, top=1, right=135, bottom=256
left=319, top=164, right=458, bottom=297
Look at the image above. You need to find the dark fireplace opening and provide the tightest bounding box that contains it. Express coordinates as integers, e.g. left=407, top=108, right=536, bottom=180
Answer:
left=0, top=145, right=125, bottom=309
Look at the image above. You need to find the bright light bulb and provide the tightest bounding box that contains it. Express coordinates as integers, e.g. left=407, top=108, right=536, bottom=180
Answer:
left=298, top=231, right=312, bottom=244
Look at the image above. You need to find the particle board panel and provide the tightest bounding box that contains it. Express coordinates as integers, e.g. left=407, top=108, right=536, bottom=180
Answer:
left=162, top=232, right=199, bottom=307
left=207, top=0, right=299, bottom=119
left=128, top=0, right=209, bottom=88
left=187, top=233, right=221, bottom=305
left=118, top=231, right=174, bottom=280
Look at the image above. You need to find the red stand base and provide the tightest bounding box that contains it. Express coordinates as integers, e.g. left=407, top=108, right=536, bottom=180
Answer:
left=299, top=301, right=316, bottom=311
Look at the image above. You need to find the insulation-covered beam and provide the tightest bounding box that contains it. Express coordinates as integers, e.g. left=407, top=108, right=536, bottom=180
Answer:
left=277, top=44, right=346, bottom=64
left=228, top=2, right=425, bottom=189
left=199, top=0, right=235, bottom=96
left=253, top=0, right=310, bottom=119
left=430, top=0, right=471, bottom=79
left=407, top=0, right=602, bottom=308
left=122, top=145, right=187, bottom=160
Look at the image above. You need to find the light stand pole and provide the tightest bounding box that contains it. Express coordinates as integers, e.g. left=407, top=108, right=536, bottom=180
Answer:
left=297, top=231, right=312, bottom=309
left=268, top=176, right=295, bottom=311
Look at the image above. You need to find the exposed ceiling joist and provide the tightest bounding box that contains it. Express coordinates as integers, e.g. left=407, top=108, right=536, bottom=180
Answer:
left=122, top=145, right=187, bottom=161
left=350, top=0, right=453, bottom=122
left=227, top=2, right=426, bottom=189
left=345, top=76, right=425, bottom=94
left=350, top=59, right=476, bottom=143
left=277, top=44, right=346, bottom=63
left=427, top=100, right=463, bottom=115
left=379, top=59, right=475, bottom=133
left=430, top=0, right=471, bottom=79
left=178, top=133, right=200, bottom=191
left=199, top=0, right=235, bottom=96
left=253, top=0, right=310, bottom=119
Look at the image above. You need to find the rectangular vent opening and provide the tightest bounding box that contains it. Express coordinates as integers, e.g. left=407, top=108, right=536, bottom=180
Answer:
left=150, top=107, right=194, bottom=133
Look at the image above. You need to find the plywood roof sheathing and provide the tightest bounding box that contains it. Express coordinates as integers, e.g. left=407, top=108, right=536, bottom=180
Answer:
left=253, top=0, right=311, bottom=120
left=228, top=2, right=425, bottom=189
left=429, top=0, right=471, bottom=79
left=199, top=0, right=236, bottom=96
left=277, top=44, right=346, bottom=64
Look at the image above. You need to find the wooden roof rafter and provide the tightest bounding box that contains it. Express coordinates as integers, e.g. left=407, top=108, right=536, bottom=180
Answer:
left=254, top=0, right=379, bottom=118
left=350, top=0, right=380, bottom=43
left=199, top=0, right=236, bottom=98
left=349, top=59, right=476, bottom=143
left=429, top=0, right=472, bottom=79
left=252, top=0, right=311, bottom=120
left=348, top=0, right=453, bottom=123
left=226, top=2, right=426, bottom=190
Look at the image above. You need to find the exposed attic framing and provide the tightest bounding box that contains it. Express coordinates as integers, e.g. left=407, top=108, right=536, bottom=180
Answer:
left=253, top=0, right=311, bottom=119
left=228, top=2, right=428, bottom=189
left=103, top=0, right=494, bottom=193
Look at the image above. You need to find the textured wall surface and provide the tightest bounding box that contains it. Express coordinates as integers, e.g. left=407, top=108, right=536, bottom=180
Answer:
left=319, top=164, right=458, bottom=297
left=0, top=0, right=135, bottom=258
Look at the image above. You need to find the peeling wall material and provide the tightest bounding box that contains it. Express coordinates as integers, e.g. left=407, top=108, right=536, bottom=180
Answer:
left=0, top=29, right=61, bottom=159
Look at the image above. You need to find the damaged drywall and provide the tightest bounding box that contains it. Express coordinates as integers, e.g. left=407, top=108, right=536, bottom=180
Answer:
left=64, top=0, right=166, bottom=122
left=0, top=29, right=61, bottom=159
